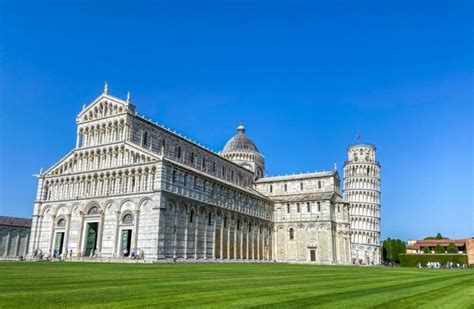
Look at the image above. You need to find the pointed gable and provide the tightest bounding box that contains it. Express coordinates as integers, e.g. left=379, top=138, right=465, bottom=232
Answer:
left=44, top=142, right=158, bottom=177
left=76, top=93, right=135, bottom=124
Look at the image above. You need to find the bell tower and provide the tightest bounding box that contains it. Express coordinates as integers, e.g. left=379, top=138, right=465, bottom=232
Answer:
left=343, top=143, right=381, bottom=265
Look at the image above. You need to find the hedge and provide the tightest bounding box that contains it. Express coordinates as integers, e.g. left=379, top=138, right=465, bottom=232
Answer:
left=399, top=254, right=468, bottom=267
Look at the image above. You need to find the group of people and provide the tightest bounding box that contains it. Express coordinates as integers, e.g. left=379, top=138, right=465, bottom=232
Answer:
left=123, top=248, right=145, bottom=260
left=419, top=262, right=466, bottom=269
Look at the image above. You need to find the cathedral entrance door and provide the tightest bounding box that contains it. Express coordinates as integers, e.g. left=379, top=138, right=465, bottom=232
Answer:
left=85, top=223, right=98, bottom=257
left=54, top=232, right=64, bottom=255
left=310, top=249, right=316, bottom=262
left=120, top=229, right=132, bottom=257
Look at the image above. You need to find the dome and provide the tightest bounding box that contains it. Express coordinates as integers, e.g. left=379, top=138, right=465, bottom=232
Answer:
left=222, top=123, right=259, bottom=153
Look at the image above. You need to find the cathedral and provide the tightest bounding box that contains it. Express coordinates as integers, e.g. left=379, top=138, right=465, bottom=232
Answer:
left=28, top=84, right=381, bottom=265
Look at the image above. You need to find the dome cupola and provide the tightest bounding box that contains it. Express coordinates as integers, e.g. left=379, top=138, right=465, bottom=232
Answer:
left=222, top=123, right=259, bottom=154
left=221, top=123, right=265, bottom=180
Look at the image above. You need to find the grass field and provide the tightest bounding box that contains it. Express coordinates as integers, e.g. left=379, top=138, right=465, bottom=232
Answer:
left=0, top=262, right=472, bottom=308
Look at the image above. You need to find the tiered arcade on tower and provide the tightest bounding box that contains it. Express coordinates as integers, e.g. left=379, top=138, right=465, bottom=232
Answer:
left=343, top=144, right=381, bottom=265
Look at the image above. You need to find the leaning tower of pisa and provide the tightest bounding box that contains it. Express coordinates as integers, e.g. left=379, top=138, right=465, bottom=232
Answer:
left=343, top=143, right=381, bottom=265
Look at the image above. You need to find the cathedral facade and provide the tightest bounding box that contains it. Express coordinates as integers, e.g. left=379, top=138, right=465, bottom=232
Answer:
left=28, top=86, right=381, bottom=264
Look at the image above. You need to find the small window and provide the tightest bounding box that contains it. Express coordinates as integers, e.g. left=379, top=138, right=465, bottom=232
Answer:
left=287, top=204, right=290, bottom=213
left=184, top=174, right=187, bottom=187
left=307, top=203, right=310, bottom=212
left=269, top=184, right=273, bottom=193
left=297, top=203, right=300, bottom=213
left=202, top=157, right=206, bottom=169
left=190, top=152, right=195, bottom=164
left=284, top=183, right=287, bottom=191
left=189, top=210, right=194, bottom=223
left=300, top=182, right=303, bottom=190
left=172, top=170, right=177, bottom=183
left=237, top=220, right=240, bottom=230
left=224, top=217, right=227, bottom=228
left=317, top=202, right=321, bottom=212
left=57, top=218, right=66, bottom=227
left=122, top=213, right=133, bottom=224
left=208, top=213, right=212, bottom=226
left=88, top=206, right=99, bottom=215
left=212, top=162, right=216, bottom=173
left=289, top=228, right=294, bottom=240
left=318, top=180, right=322, bottom=189
left=176, top=146, right=181, bottom=159
left=142, top=131, right=148, bottom=146
left=338, top=206, right=340, bottom=212
left=222, top=166, right=226, bottom=177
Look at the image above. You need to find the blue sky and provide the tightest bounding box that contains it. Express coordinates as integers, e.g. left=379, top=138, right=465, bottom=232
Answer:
left=0, top=1, right=472, bottom=240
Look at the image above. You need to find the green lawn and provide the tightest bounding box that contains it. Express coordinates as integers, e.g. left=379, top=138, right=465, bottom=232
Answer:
left=0, top=262, right=472, bottom=308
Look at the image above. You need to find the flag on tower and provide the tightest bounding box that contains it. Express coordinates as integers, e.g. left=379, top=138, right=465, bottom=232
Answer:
left=356, top=133, right=361, bottom=140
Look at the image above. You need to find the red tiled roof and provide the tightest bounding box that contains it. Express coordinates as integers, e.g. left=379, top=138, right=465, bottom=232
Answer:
left=408, top=239, right=468, bottom=249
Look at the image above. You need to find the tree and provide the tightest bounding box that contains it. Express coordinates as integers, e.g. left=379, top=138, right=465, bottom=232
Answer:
left=435, top=244, right=445, bottom=254
left=382, top=238, right=406, bottom=263
left=447, top=243, right=458, bottom=254
left=424, top=233, right=448, bottom=240
left=423, top=246, right=431, bottom=254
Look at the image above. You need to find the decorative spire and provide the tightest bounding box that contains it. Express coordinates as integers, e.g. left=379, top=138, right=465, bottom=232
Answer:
left=334, top=162, right=337, bottom=171
left=126, top=91, right=131, bottom=103
left=103, top=81, right=109, bottom=95
left=237, top=122, right=245, bottom=134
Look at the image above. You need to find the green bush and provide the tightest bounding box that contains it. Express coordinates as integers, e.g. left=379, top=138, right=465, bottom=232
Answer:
left=399, top=254, right=468, bottom=267
left=422, top=246, right=431, bottom=254
left=447, top=243, right=458, bottom=254
left=435, top=244, right=445, bottom=253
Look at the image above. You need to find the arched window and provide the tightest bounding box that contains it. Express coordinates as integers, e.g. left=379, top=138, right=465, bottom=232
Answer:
left=318, top=180, right=322, bottom=189
left=307, top=202, right=311, bottom=212
left=208, top=213, right=212, bottom=226
left=289, top=228, right=294, bottom=240
left=287, top=204, right=290, bottom=213
left=317, top=202, right=321, bottom=212
left=284, top=183, right=287, bottom=191
left=269, top=184, right=273, bottom=193
left=122, top=213, right=133, bottom=224
left=297, top=203, right=300, bottom=213
left=88, top=206, right=99, bottom=215
left=237, top=220, right=240, bottom=230
left=189, top=210, right=194, bottom=223
left=300, top=182, right=304, bottom=190
left=57, top=218, right=66, bottom=227
left=78, top=133, right=84, bottom=147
